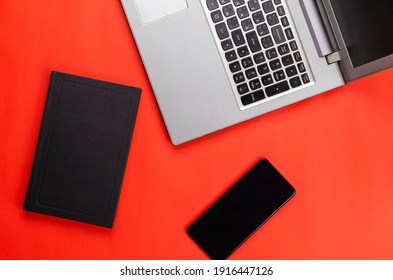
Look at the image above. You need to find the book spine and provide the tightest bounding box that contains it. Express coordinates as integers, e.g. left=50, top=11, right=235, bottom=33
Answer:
left=23, top=71, right=58, bottom=210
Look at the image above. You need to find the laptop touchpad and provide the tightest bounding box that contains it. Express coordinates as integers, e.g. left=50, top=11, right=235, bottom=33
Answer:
left=133, top=0, right=188, bottom=24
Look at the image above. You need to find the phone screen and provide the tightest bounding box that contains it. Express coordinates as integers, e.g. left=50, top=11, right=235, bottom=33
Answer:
left=187, top=159, right=295, bottom=259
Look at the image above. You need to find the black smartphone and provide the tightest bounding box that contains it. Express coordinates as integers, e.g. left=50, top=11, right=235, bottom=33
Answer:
left=187, top=158, right=296, bottom=259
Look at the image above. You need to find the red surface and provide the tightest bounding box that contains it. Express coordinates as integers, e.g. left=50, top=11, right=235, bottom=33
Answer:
left=2, top=0, right=393, bottom=260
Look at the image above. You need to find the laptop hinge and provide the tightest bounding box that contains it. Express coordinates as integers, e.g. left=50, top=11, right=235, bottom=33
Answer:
left=326, top=51, right=341, bottom=64
left=300, top=0, right=333, bottom=57
left=314, top=0, right=339, bottom=52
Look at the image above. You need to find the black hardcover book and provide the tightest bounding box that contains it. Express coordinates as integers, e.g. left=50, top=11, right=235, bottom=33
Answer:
left=24, top=71, right=141, bottom=228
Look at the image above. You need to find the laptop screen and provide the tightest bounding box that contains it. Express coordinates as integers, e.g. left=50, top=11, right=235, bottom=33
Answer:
left=330, top=0, right=393, bottom=68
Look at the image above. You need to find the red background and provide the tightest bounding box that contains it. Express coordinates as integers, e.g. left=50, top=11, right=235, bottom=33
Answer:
left=2, top=0, right=393, bottom=259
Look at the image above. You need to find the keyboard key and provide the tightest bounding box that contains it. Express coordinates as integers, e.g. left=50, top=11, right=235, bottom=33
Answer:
left=261, top=74, right=274, bottom=86
left=274, top=0, right=282, bottom=4
left=281, top=16, right=289, bottom=27
left=257, top=23, right=269, bottom=36
left=225, top=50, right=237, bottom=62
left=223, top=4, right=235, bottom=17
left=261, top=35, right=274, bottom=48
left=282, top=54, right=294, bottom=66
left=253, top=52, right=265, bottom=64
left=252, top=11, right=265, bottom=24
left=207, top=0, right=219, bottom=10
left=246, top=31, right=262, bottom=53
left=241, top=90, right=265, bottom=106
left=227, top=17, right=240, bottom=29
left=272, top=25, right=286, bottom=44
left=265, top=81, right=290, bottom=97
left=269, top=59, right=281, bottom=70
left=297, top=62, right=306, bottom=72
left=265, top=48, right=278, bottom=59
left=238, top=46, right=250, bottom=57
left=250, top=78, right=262, bottom=90
left=262, top=1, right=274, bottom=13
left=241, top=56, right=253, bottom=68
left=219, top=0, right=230, bottom=4
left=241, top=18, right=254, bottom=31
left=285, top=27, right=294, bottom=40
left=211, top=10, right=223, bottom=23
left=293, top=51, right=302, bottom=62
left=245, top=67, right=258, bottom=79
left=286, top=65, right=298, bottom=77
left=290, top=40, right=298, bottom=51
left=237, top=6, right=249, bottom=19
left=273, top=70, right=285, bottom=81
left=301, top=73, right=310, bottom=84
left=277, top=6, right=285, bottom=16
left=257, top=63, right=269, bottom=75
left=221, top=39, right=233, bottom=51
left=229, top=61, right=241, bottom=72
left=215, top=22, right=229, bottom=39
left=278, top=43, right=290, bottom=55
left=237, top=83, right=249, bottom=95
left=233, top=72, right=245, bottom=83
left=232, top=29, right=246, bottom=46
left=251, top=90, right=265, bottom=102
left=267, top=13, right=279, bottom=26
left=233, top=0, right=245, bottom=6
left=290, top=76, right=302, bottom=88
left=248, top=0, right=261, bottom=12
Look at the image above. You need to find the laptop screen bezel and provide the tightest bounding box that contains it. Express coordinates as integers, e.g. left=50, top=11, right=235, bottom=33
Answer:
left=321, top=0, right=393, bottom=82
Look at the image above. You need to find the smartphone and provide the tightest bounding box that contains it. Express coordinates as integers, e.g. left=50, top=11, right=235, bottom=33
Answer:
left=187, top=158, right=296, bottom=259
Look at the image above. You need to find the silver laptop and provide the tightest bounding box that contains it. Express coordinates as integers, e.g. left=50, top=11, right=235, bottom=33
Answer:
left=121, top=0, right=393, bottom=145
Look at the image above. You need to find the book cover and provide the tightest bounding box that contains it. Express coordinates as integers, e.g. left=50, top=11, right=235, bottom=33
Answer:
left=24, top=71, right=141, bottom=228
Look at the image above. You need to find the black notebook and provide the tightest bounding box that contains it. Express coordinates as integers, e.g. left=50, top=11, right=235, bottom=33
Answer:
left=24, top=71, right=141, bottom=228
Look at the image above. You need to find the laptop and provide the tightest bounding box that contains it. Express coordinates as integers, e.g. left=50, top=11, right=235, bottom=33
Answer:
left=121, top=0, right=393, bottom=145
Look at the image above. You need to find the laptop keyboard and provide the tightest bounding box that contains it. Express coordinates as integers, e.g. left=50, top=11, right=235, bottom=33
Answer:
left=204, top=0, right=313, bottom=108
